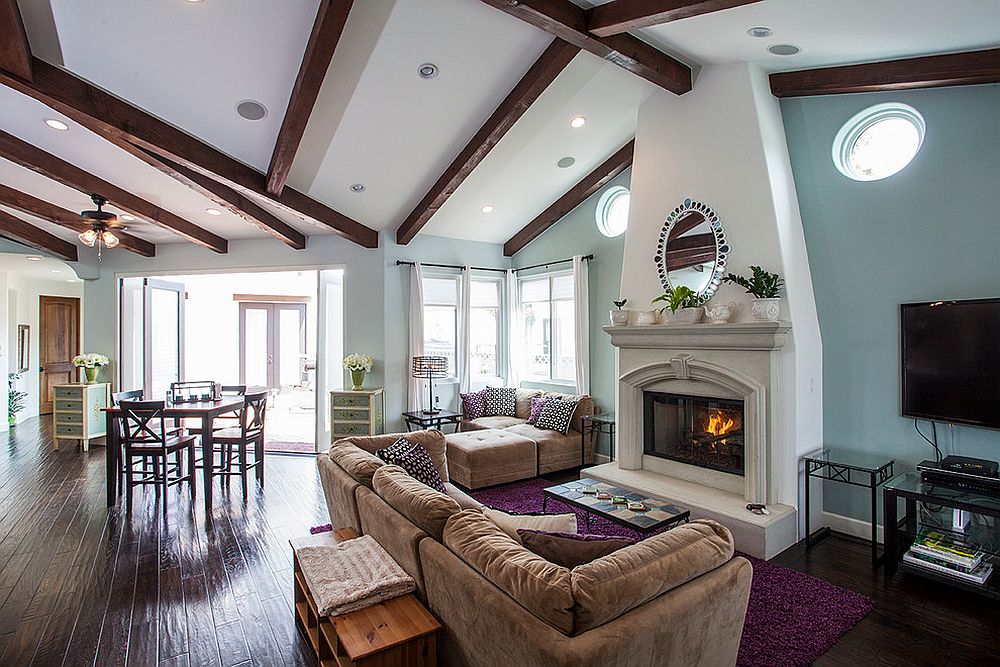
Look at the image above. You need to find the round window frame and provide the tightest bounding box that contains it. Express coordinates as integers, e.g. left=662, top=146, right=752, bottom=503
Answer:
left=832, top=102, right=925, bottom=182
left=595, top=185, right=630, bottom=237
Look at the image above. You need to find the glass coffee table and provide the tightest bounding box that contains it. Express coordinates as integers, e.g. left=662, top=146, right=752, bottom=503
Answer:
left=542, top=478, right=690, bottom=536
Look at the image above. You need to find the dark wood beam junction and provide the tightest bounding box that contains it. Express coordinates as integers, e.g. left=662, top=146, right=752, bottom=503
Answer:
left=587, top=0, right=763, bottom=37
left=0, top=209, right=78, bottom=262
left=770, top=47, right=1000, bottom=97
left=396, top=38, right=580, bottom=245
left=0, top=130, right=228, bottom=253
left=0, top=0, right=32, bottom=81
left=266, top=0, right=355, bottom=196
left=477, top=0, right=691, bottom=94
left=504, top=139, right=634, bottom=256
left=0, top=183, right=156, bottom=257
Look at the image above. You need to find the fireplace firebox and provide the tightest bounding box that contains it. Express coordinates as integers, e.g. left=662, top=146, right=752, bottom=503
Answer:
left=643, top=391, right=745, bottom=476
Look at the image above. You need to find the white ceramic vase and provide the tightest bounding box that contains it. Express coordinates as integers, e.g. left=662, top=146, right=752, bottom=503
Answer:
left=664, top=307, right=703, bottom=324
left=635, top=310, right=660, bottom=325
left=609, top=309, right=630, bottom=326
left=751, top=298, right=781, bottom=321
left=704, top=302, right=737, bottom=324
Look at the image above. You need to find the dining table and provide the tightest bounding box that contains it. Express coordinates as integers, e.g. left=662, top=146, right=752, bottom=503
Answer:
left=104, top=396, right=248, bottom=510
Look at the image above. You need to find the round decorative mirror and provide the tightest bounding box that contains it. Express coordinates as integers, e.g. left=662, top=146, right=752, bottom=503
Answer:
left=655, top=198, right=729, bottom=301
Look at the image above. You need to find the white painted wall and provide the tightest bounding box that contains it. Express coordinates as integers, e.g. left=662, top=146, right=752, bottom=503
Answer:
left=622, top=63, right=823, bottom=521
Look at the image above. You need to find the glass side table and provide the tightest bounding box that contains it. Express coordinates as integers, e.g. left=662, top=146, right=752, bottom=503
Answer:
left=581, top=413, right=616, bottom=465
left=803, top=448, right=895, bottom=567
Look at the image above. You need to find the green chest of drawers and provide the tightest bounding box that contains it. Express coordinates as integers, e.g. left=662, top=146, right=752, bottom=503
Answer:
left=52, top=383, right=111, bottom=451
left=330, top=389, right=385, bottom=441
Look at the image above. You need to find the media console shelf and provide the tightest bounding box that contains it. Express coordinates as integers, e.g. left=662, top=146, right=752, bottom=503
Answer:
left=884, top=473, right=1000, bottom=599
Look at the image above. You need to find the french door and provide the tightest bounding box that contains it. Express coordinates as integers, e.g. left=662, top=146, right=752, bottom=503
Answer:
left=143, top=279, right=185, bottom=400
left=239, top=303, right=306, bottom=391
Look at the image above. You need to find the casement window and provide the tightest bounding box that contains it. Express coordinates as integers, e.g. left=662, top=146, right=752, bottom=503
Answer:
left=422, top=275, right=459, bottom=380
left=469, top=278, right=502, bottom=382
left=519, top=272, right=575, bottom=384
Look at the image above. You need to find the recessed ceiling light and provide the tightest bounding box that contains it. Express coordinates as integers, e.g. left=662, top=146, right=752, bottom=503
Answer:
left=349, top=183, right=366, bottom=193
left=480, top=204, right=495, bottom=214
left=50, top=269, right=62, bottom=273
left=570, top=116, right=587, bottom=129
left=768, top=44, right=801, bottom=56
left=119, top=213, right=135, bottom=222
left=235, top=100, right=268, bottom=121
left=557, top=156, right=576, bottom=169
left=44, top=118, right=69, bottom=131
left=417, top=63, right=439, bottom=80
left=747, top=26, right=773, bottom=38
left=67, top=279, right=78, bottom=283
left=205, top=208, right=223, bottom=216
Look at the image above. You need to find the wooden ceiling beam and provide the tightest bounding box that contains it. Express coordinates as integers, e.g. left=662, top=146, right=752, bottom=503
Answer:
left=770, top=48, right=1000, bottom=97
left=0, top=57, right=378, bottom=247
left=0, top=209, right=78, bottom=262
left=0, top=0, right=32, bottom=81
left=504, top=140, right=634, bottom=256
left=477, top=0, right=691, bottom=94
left=0, top=183, right=155, bottom=257
left=396, top=39, right=580, bottom=245
left=266, top=0, right=355, bottom=196
left=587, top=0, right=763, bottom=37
left=0, top=130, right=228, bottom=253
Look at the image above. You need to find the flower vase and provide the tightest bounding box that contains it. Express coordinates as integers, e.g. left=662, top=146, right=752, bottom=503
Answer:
left=350, top=369, right=366, bottom=391
left=84, top=367, right=99, bottom=384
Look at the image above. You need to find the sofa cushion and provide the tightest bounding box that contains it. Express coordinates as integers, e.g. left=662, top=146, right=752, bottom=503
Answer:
left=517, top=530, right=635, bottom=569
left=372, top=465, right=462, bottom=541
left=337, top=430, right=449, bottom=482
left=571, top=519, right=736, bottom=633
left=504, top=424, right=581, bottom=473
left=514, top=388, right=543, bottom=419
left=483, top=508, right=577, bottom=543
left=542, top=391, right=594, bottom=434
left=465, top=416, right=527, bottom=431
left=327, top=440, right=384, bottom=487
left=460, top=389, right=487, bottom=420
left=443, top=482, right=485, bottom=511
left=535, top=398, right=580, bottom=435
left=445, top=430, right=538, bottom=490
left=375, top=438, right=446, bottom=493
left=483, top=386, right=516, bottom=417
left=443, top=509, right=575, bottom=634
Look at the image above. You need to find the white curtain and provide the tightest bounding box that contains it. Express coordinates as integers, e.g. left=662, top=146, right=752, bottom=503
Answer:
left=573, top=255, right=590, bottom=395
left=408, top=263, right=425, bottom=411
left=505, top=269, right=522, bottom=389
left=458, top=266, right=472, bottom=393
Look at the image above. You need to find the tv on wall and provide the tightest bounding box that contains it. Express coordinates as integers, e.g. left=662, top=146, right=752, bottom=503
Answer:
left=900, top=298, right=1000, bottom=430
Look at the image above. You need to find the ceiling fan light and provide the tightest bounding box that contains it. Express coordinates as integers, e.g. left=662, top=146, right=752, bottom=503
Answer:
left=102, top=230, right=120, bottom=248
left=78, top=228, right=98, bottom=247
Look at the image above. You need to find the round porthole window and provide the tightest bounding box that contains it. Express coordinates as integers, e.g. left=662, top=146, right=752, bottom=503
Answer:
left=832, top=103, right=925, bottom=181
left=596, top=186, right=630, bottom=237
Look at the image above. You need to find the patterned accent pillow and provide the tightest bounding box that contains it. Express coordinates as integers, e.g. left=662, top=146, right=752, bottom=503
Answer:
left=534, top=398, right=579, bottom=435
left=526, top=397, right=547, bottom=425
left=375, top=438, right=446, bottom=493
left=483, top=386, right=516, bottom=417
left=460, top=389, right=487, bottom=420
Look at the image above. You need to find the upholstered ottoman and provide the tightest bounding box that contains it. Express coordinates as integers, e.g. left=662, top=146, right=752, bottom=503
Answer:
left=445, top=429, right=537, bottom=490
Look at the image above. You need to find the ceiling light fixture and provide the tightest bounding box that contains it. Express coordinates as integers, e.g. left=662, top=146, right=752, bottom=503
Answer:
left=768, top=44, right=801, bottom=56
left=349, top=183, right=366, bottom=193
left=747, top=26, right=773, bottom=38
left=68, top=279, right=78, bottom=283
left=205, top=207, right=223, bottom=216
left=26, top=256, right=42, bottom=261
left=418, top=63, right=439, bottom=80
left=79, top=195, right=124, bottom=261
left=557, top=156, right=576, bottom=169
left=44, top=118, right=69, bottom=131
left=570, top=116, right=587, bottom=128
left=119, top=213, right=135, bottom=222
left=480, top=204, right=495, bottom=214
left=235, top=100, right=268, bottom=121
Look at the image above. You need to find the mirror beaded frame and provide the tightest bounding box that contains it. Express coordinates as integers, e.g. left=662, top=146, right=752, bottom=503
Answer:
left=654, top=197, right=729, bottom=301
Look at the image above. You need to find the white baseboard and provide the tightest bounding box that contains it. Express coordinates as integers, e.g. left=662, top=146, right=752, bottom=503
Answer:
left=821, top=511, right=884, bottom=544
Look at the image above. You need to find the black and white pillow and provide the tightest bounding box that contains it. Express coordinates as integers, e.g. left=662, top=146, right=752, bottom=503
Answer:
left=375, top=438, right=446, bottom=493
left=534, top=398, right=579, bottom=435
left=483, top=386, right=516, bottom=417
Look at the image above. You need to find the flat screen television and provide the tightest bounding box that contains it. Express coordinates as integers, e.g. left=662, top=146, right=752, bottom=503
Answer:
left=901, top=298, right=1000, bottom=430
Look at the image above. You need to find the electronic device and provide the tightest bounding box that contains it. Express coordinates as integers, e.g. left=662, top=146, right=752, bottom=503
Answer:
left=940, top=455, right=999, bottom=477
left=900, top=298, right=1000, bottom=430
left=918, top=459, right=1000, bottom=494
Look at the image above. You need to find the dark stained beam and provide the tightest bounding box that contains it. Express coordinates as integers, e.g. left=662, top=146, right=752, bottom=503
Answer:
left=0, top=57, right=378, bottom=248
left=0, top=130, right=228, bottom=253
left=668, top=211, right=705, bottom=238
left=477, top=0, right=690, bottom=94
left=0, top=0, right=32, bottom=81
left=666, top=247, right=715, bottom=271
left=396, top=39, right=580, bottom=245
left=665, top=231, right=714, bottom=252
left=770, top=48, right=1000, bottom=97
left=0, top=209, right=77, bottom=262
left=0, top=183, right=155, bottom=257
left=587, top=0, right=762, bottom=37
left=266, top=0, right=355, bottom=196
left=504, top=140, right=633, bottom=256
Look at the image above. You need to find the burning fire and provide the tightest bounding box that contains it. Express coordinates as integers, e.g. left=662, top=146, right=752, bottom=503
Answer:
left=706, top=410, right=737, bottom=438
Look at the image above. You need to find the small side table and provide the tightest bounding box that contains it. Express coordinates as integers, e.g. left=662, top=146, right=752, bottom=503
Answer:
left=803, top=448, right=895, bottom=567
left=581, top=413, right=616, bottom=465
left=402, top=409, right=463, bottom=433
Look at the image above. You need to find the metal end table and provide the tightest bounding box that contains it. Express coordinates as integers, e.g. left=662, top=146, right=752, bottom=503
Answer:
left=581, top=413, right=616, bottom=465
left=402, top=409, right=463, bottom=433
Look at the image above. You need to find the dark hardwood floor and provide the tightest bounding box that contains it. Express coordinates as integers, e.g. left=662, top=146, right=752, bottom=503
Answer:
left=0, top=417, right=996, bottom=666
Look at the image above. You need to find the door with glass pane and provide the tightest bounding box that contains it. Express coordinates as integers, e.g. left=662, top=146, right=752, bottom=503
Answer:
left=239, top=303, right=306, bottom=391
left=143, top=279, right=185, bottom=400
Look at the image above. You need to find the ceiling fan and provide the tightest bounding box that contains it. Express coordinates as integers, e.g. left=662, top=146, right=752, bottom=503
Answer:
left=78, top=194, right=125, bottom=260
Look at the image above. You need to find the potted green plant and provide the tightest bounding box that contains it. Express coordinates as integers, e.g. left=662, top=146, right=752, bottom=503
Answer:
left=723, top=266, right=784, bottom=321
left=610, top=298, right=630, bottom=326
left=344, top=353, right=374, bottom=391
left=72, top=353, right=110, bottom=384
left=7, top=372, right=27, bottom=427
left=652, top=285, right=704, bottom=324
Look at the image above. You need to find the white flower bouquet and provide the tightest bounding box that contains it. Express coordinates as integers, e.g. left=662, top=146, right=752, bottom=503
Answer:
left=72, top=353, right=111, bottom=369
left=343, top=353, right=374, bottom=372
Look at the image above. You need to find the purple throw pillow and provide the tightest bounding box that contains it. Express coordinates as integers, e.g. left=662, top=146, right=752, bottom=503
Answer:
left=516, top=529, right=635, bottom=569
left=460, top=389, right=487, bottom=420
left=375, top=438, right=446, bottom=493
left=527, top=397, right=547, bottom=425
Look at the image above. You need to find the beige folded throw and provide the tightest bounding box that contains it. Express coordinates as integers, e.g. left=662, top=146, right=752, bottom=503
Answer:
left=296, top=535, right=416, bottom=616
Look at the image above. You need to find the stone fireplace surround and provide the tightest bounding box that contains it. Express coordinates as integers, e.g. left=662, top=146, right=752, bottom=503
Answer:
left=587, top=321, right=798, bottom=558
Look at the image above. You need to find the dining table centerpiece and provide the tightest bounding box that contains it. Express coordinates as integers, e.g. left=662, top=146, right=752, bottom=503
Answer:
left=344, top=353, right=374, bottom=391
left=72, top=352, right=111, bottom=384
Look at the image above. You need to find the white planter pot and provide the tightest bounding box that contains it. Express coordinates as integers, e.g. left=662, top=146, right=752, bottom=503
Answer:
left=609, top=309, right=630, bottom=326
left=664, top=307, right=703, bottom=324
left=635, top=310, right=660, bottom=325
left=704, top=302, right=737, bottom=324
left=751, top=298, right=781, bottom=321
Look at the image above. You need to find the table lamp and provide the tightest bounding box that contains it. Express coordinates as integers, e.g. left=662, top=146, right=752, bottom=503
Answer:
left=411, top=356, right=448, bottom=415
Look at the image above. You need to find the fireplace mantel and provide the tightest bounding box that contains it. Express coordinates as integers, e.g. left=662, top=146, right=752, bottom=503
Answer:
left=604, top=321, right=791, bottom=351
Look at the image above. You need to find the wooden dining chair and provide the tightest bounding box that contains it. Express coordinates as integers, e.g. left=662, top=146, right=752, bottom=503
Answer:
left=119, top=400, right=198, bottom=503
left=213, top=390, right=268, bottom=493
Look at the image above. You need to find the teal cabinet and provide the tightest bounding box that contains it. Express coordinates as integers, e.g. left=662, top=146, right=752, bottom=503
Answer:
left=329, top=389, right=385, bottom=442
left=52, top=383, right=111, bottom=451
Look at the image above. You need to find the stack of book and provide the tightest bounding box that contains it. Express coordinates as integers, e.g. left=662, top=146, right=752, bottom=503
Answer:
left=903, top=528, right=993, bottom=585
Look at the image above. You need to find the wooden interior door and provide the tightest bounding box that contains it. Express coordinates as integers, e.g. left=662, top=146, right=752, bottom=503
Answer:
left=39, top=295, right=81, bottom=414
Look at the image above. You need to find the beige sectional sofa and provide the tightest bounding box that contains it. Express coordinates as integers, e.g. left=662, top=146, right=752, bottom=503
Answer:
left=317, top=430, right=753, bottom=667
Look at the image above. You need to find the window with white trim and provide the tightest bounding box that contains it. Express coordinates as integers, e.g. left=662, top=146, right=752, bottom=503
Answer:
left=422, top=275, right=459, bottom=380
left=422, top=273, right=504, bottom=383
left=470, top=277, right=502, bottom=382
left=832, top=103, right=925, bottom=181
left=519, top=272, right=575, bottom=384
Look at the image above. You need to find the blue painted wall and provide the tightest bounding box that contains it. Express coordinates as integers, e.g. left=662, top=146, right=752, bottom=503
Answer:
left=780, top=84, right=1000, bottom=521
